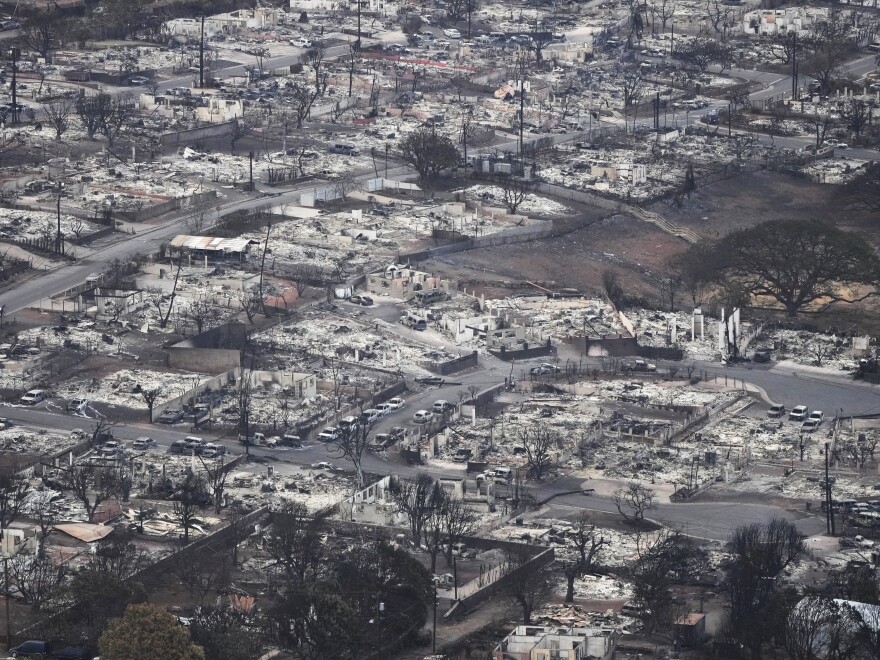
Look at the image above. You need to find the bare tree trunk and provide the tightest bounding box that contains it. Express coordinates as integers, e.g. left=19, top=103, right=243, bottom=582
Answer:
left=259, top=219, right=272, bottom=316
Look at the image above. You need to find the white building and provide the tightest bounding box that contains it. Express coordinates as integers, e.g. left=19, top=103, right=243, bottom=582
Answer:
left=164, top=8, right=280, bottom=38
left=493, top=625, right=620, bottom=660
left=741, top=6, right=828, bottom=37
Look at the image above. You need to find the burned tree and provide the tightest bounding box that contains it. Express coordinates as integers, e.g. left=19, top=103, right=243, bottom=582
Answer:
left=612, top=481, right=656, bottom=524
left=264, top=502, right=333, bottom=584
left=500, top=545, right=554, bottom=624
left=173, top=470, right=208, bottom=545
left=139, top=387, right=161, bottom=420
left=723, top=518, right=806, bottom=656
left=497, top=175, right=532, bottom=215
left=42, top=99, right=75, bottom=142
left=198, top=455, right=231, bottom=514
left=518, top=428, right=559, bottom=480
left=65, top=463, right=123, bottom=523
left=392, top=473, right=440, bottom=544
left=0, top=474, right=30, bottom=538
left=560, top=512, right=609, bottom=603
left=329, top=410, right=374, bottom=488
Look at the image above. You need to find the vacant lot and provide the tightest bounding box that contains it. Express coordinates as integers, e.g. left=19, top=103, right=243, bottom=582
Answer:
left=430, top=170, right=880, bottom=310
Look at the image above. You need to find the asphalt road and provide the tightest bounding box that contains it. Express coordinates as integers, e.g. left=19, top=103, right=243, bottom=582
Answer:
left=0, top=400, right=828, bottom=541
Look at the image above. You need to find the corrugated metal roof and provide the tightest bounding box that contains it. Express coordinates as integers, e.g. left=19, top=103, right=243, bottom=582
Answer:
left=53, top=523, right=114, bottom=543
left=170, top=235, right=252, bottom=252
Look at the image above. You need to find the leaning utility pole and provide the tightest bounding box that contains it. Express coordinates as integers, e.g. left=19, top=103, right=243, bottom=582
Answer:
left=824, top=441, right=835, bottom=535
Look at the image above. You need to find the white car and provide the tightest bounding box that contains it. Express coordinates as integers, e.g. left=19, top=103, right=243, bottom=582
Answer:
left=443, top=28, right=462, bottom=39
left=413, top=410, right=434, bottom=424
left=290, top=38, right=313, bottom=48
left=311, top=461, right=335, bottom=470
left=361, top=408, right=381, bottom=425
left=387, top=397, right=406, bottom=410
left=375, top=403, right=393, bottom=416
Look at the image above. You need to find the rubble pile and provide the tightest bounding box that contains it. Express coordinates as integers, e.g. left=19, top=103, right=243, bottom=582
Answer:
left=59, top=369, right=209, bottom=409
left=254, top=312, right=435, bottom=375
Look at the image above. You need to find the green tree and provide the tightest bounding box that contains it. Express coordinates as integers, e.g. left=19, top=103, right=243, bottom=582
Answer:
left=398, top=129, right=459, bottom=183
left=189, top=606, right=265, bottom=660
left=700, top=220, right=880, bottom=316
left=99, top=603, right=204, bottom=660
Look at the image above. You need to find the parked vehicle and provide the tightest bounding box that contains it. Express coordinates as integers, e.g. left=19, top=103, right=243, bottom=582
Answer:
left=185, top=436, right=206, bottom=453
left=19, top=389, right=45, bottom=405
left=413, top=410, right=434, bottom=424
left=311, top=461, right=336, bottom=470
left=808, top=410, right=825, bottom=425
left=201, top=443, right=227, bottom=458
left=158, top=409, right=185, bottom=424
left=339, top=415, right=359, bottom=431
left=318, top=427, right=340, bottom=442
left=802, top=418, right=821, bottom=432
left=387, top=397, right=406, bottom=409
left=789, top=405, right=809, bottom=421
left=290, top=38, right=313, bottom=47
left=413, top=289, right=447, bottom=305
left=349, top=294, right=373, bottom=305
left=493, top=467, right=513, bottom=482
left=54, top=646, right=90, bottom=660
left=622, top=359, right=656, bottom=373
left=9, top=640, right=51, bottom=657
left=330, top=143, right=360, bottom=156
left=239, top=432, right=275, bottom=446
left=443, top=28, right=462, bottom=38
left=360, top=408, right=381, bottom=425
left=450, top=541, right=467, bottom=556
left=279, top=433, right=302, bottom=447
left=432, top=400, right=453, bottom=414
left=530, top=363, right=560, bottom=376
left=375, top=402, right=393, bottom=416
left=169, top=440, right=187, bottom=454
left=132, top=437, right=156, bottom=450
left=767, top=404, right=786, bottom=418
left=400, top=314, right=427, bottom=330
left=67, top=398, right=87, bottom=411
left=414, top=376, right=443, bottom=385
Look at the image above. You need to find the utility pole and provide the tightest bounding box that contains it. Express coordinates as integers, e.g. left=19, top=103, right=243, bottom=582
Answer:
left=55, top=181, right=62, bottom=254
left=356, top=0, right=362, bottom=52
left=791, top=33, right=798, bottom=99
left=248, top=151, right=254, bottom=191
left=3, top=556, right=10, bottom=651
left=10, top=47, right=19, bottom=125
left=432, top=578, right=438, bottom=654
left=825, top=441, right=835, bottom=535
left=199, top=14, right=205, bottom=88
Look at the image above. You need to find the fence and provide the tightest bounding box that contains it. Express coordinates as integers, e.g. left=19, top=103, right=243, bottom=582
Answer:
left=114, top=191, right=219, bottom=223
left=425, top=350, right=478, bottom=375
left=160, top=121, right=236, bottom=148
left=445, top=546, right=555, bottom=620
